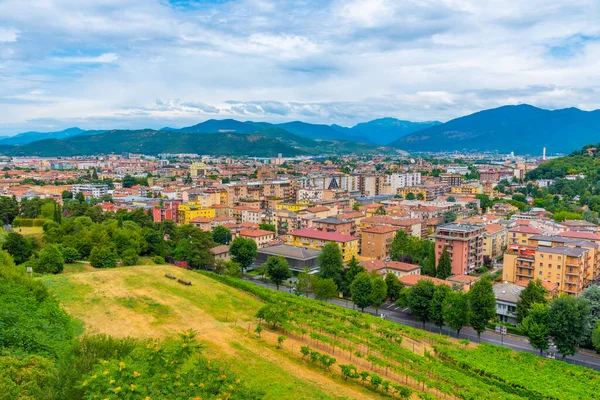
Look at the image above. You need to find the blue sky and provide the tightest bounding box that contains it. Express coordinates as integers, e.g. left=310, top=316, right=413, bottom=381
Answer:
left=0, top=0, right=599, bottom=135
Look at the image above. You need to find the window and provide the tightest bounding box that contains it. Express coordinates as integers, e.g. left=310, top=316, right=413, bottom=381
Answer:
left=539, top=271, right=542, bottom=276
left=549, top=255, right=553, bottom=260
left=557, top=265, right=561, bottom=270
left=540, top=254, right=544, bottom=258
left=548, top=264, right=552, bottom=269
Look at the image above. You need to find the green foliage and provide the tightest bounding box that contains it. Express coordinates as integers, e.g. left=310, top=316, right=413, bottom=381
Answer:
left=79, top=330, right=261, bottom=399
left=592, top=321, right=600, bottom=352
left=151, top=255, right=165, bottom=265
left=212, top=225, right=232, bottom=245
left=390, top=230, right=433, bottom=266
left=34, top=244, right=64, bottom=274
left=430, top=284, right=452, bottom=332
left=258, top=222, right=276, bottom=232
left=384, top=272, right=402, bottom=301
left=295, top=268, right=316, bottom=296
left=341, top=256, right=365, bottom=297
left=407, top=279, right=436, bottom=326
left=516, top=279, right=548, bottom=323
left=0, top=196, right=19, bottom=225
left=265, top=255, right=291, bottom=289
left=370, top=273, right=387, bottom=313
left=314, top=278, right=338, bottom=302
left=229, top=236, right=258, bottom=272
left=468, top=278, right=496, bottom=339
left=548, top=295, right=590, bottom=358
left=318, top=242, right=343, bottom=287
left=443, top=291, right=469, bottom=337
left=61, top=247, right=80, bottom=264
left=350, top=272, right=373, bottom=311
left=436, top=247, right=452, bottom=279
left=121, top=248, right=139, bottom=266
left=520, top=303, right=550, bottom=354
left=442, top=211, right=457, bottom=223
left=2, top=231, right=35, bottom=265
left=256, top=302, right=288, bottom=328
left=89, top=246, right=117, bottom=268
left=0, top=354, right=56, bottom=400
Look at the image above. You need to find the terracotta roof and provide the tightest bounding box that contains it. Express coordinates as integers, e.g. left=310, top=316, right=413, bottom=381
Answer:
left=306, top=206, right=330, bottom=213
left=288, top=228, right=358, bottom=243
left=558, top=231, right=600, bottom=241
left=485, top=224, right=506, bottom=234
left=360, top=260, right=420, bottom=272
left=210, top=245, right=230, bottom=255
left=515, top=280, right=558, bottom=293
left=361, top=225, right=399, bottom=234
left=447, top=274, right=479, bottom=284
left=240, top=228, right=275, bottom=238
left=509, top=226, right=542, bottom=234
left=398, top=275, right=449, bottom=287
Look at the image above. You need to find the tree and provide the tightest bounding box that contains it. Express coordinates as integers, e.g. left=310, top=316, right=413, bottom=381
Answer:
left=265, top=256, right=292, bottom=290
left=430, top=284, right=452, bottom=333
left=407, top=279, right=436, bottom=327
left=422, top=243, right=436, bottom=277
left=405, top=192, right=415, bottom=200
left=89, top=246, right=117, bottom=268
left=229, top=236, right=258, bottom=272
left=548, top=295, right=591, bottom=359
left=212, top=226, right=232, bottom=245
left=2, top=231, right=34, bottom=265
left=592, top=320, right=600, bottom=353
left=436, top=246, right=452, bottom=279
left=416, top=192, right=425, bottom=201
left=516, top=279, right=549, bottom=323
left=370, top=273, right=387, bottom=314
left=384, top=273, right=402, bottom=301
left=34, top=244, right=64, bottom=274
left=443, top=291, right=469, bottom=337
left=121, top=248, right=139, bottom=266
left=469, top=277, right=496, bottom=341
left=314, top=278, right=338, bottom=302
left=443, top=211, right=457, bottom=223
left=350, top=272, right=373, bottom=311
left=520, top=303, right=550, bottom=355
left=258, top=223, right=276, bottom=232
left=318, top=242, right=343, bottom=287
left=296, top=268, right=316, bottom=297
left=447, top=196, right=456, bottom=202
left=61, top=247, right=80, bottom=263
left=342, top=256, right=365, bottom=297
left=0, top=196, right=19, bottom=225
left=374, top=206, right=386, bottom=215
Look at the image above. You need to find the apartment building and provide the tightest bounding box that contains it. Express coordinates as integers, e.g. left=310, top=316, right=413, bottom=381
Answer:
left=483, top=224, right=508, bottom=260
left=286, top=228, right=359, bottom=262
left=360, top=259, right=421, bottom=277
left=178, top=203, right=215, bottom=224
left=72, top=183, right=109, bottom=198
left=239, top=228, right=275, bottom=248
left=151, top=199, right=182, bottom=223
left=503, top=235, right=597, bottom=296
left=433, top=223, right=484, bottom=275
left=360, top=225, right=399, bottom=260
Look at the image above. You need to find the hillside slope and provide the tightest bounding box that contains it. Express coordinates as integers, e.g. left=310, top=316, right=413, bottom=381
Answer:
left=391, top=104, right=600, bottom=154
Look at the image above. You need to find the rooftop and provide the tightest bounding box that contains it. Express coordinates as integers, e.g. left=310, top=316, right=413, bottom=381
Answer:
left=258, top=244, right=321, bottom=260
left=288, top=228, right=358, bottom=243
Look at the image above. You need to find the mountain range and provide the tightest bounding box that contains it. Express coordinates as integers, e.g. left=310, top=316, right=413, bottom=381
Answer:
left=1, top=104, right=600, bottom=156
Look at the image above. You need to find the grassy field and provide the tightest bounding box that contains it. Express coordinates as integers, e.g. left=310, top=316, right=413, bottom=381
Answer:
left=42, top=265, right=384, bottom=400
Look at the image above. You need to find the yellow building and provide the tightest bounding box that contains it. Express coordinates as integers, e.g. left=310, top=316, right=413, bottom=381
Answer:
left=451, top=185, right=483, bottom=195
left=483, top=224, right=508, bottom=260
left=190, top=162, right=207, bottom=178
left=396, top=187, right=427, bottom=200
left=178, top=203, right=216, bottom=224
left=286, top=228, right=359, bottom=262
left=276, top=201, right=310, bottom=213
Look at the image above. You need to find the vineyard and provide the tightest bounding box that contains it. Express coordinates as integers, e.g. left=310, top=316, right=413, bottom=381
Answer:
left=202, top=272, right=600, bottom=400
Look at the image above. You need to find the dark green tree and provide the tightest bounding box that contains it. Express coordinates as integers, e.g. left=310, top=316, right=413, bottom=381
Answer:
left=34, top=244, right=64, bottom=274
left=89, top=246, right=117, bottom=268
left=296, top=268, right=316, bottom=297
left=314, top=278, right=339, bottom=302
left=516, top=279, right=549, bottom=323
left=0, top=196, right=19, bottom=225
left=350, top=272, right=373, bottom=311
left=229, top=236, right=258, bottom=272
left=370, top=273, right=387, bottom=314
left=407, top=279, right=436, bottom=327
left=422, top=243, right=436, bottom=277
left=548, top=295, right=591, bottom=359
left=318, top=242, right=344, bottom=287
left=384, top=272, right=402, bottom=301
left=520, top=303, right=550, bottom=355
left=265, top=256, right=292, bottom=290
left=212, top=226, right=232, bottom=245
left=469, top=278, right=497, bottom=340
left=2, top=232, right=34, bottom=265
left=342, top=256, right=365, bottom=297
left=443, top=291, right=469, bottom=337
left=258, top=223, right=276, bottom=232
left=436, top=247, right=452, bottom=279
left=430, top=284, right=452, bottom=333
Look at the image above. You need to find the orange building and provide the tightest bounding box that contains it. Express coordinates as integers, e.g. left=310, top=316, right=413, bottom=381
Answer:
left=360, top=225, right=398, bottom=260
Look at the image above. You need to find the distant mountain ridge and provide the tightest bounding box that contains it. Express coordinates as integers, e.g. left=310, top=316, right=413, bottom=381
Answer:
left=391, top=104, right=600, bottom=154
left=0, top=127, right=92, bottom=145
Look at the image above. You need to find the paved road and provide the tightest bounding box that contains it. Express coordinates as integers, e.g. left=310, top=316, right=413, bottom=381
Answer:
left=245, top=277, right=600, bottom=370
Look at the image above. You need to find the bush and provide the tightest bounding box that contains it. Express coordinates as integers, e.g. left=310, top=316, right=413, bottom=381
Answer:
left=89, top=246, right=117, bottom=268
left=34, top=244, right=64, bottom=274
left=61, top=247, right=80, bottom=264
left=152, top=255, right=165, bottom=265
left=121, top=248, right=139, bottom=266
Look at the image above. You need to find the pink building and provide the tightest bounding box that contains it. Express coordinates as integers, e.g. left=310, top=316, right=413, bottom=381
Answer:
left=433, top=223, right=484, bottom=275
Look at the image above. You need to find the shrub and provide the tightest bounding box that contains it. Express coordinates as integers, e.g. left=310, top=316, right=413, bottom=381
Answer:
left=34, top=244, right=64, bottom=274
left=121, top=248, right=139, bottom=266
left=152, top=255, right=165, bottom=265
left=89, top=246, right=117, bottom=268
left=61, top=247, right=80, bottom=264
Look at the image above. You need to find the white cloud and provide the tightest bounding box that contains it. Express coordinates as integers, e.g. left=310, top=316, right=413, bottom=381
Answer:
left=0, top=0, right=600, bottom=134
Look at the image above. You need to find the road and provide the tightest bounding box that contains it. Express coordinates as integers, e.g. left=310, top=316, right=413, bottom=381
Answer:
left=244, top=277, right=600, bottom=371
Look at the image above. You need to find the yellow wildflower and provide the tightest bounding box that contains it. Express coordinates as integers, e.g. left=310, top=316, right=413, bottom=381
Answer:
left=82, top=381, right=88, bottom=387
left=114, top=387, right=121, bottom=393
left=119, top=361, right=125, bottom=371
left=91, top=375, right=97, bottom=379
left=129, top=384, right=136, bottom=391
left=109, top=379, right=115, bottom=385
left=133, top=371, right=141, bottom=377
left=103, top=370, right=109, bottom=375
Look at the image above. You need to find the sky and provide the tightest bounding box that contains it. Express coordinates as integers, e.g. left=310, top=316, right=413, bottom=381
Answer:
left=1, top=0, right=600, bottom=135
